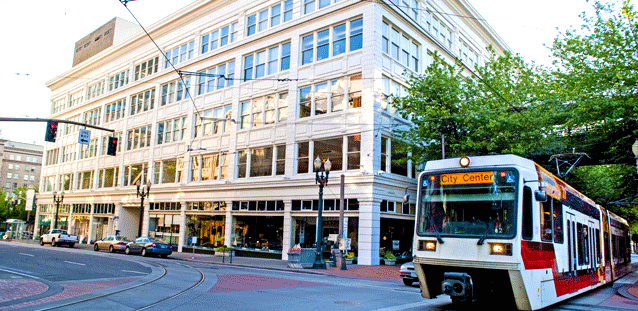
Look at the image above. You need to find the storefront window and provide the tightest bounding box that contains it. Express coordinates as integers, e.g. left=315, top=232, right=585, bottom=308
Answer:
left=233, top=216, right=283, bottom=251
left=185, top=215, right=225, bottom=247
left=149, top=214, right=180, bottom=244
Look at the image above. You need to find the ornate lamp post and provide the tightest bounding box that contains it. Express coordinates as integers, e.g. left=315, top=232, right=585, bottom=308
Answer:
left=632, top=139, right=638, bottom=174
left=136, top=180, right=151, bottom=237
left=312, top=156, right=331, bottom=269
left=52, top=191, right=64, bottom=230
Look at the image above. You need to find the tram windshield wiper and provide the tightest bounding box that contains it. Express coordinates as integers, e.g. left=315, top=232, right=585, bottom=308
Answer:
left=477, top=218, right=495, bottom=245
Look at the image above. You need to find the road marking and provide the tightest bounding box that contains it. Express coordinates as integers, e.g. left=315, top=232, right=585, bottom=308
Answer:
left=64, top=260, right=86, bottom=266
left=122, top=270, right=147, bottom=275
left=19, top=253, right=34, bottom=257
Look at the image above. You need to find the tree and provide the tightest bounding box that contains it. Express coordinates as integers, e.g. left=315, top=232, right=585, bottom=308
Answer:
left=393, top=50, right=554, bottom=164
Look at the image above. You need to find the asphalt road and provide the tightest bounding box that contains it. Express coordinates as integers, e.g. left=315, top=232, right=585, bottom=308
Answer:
left=1, top=243, right=636, bottom=311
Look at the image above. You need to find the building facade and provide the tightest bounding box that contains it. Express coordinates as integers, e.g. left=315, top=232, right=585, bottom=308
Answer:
left=36, top=0, right=508, bottom=265
left=1, top=140, right=43, bottom=196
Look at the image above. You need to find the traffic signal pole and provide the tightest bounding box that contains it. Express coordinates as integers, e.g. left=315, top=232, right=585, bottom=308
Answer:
left=0, top=117, right=115, bottom=133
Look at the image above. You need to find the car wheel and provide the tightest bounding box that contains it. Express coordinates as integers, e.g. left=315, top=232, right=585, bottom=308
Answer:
left=160, top=254, right=168, bottom=258
left=40, top=239, right=44, bottom=246
left=68, top=243, right=74, bottom=248
left=51, top=239, right=57, bottom=247
left=141, top=248, right=147, bottom=257
left=94, top=243, right=100, bottom=251
left=402, top=279, right=414, bottom=286
left=125, top=247, right=131, bottom=255
left=109, top=245, right=115, bottom=253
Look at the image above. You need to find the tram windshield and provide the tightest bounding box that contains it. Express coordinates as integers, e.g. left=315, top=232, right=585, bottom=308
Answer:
left=416, top=169, right=518, bottom=239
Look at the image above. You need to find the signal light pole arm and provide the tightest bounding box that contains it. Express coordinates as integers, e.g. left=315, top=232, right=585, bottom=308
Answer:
left=0, top=117, right=115, bottom=133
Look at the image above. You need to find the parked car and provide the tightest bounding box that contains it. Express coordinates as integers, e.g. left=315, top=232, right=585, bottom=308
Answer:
left=94, top=236, right=131, bottom=253
left=125, top=236, right=172, bottom=258
left=40, top=229, right=78, bottom=247
left=399, top=261, right=418, bottom=286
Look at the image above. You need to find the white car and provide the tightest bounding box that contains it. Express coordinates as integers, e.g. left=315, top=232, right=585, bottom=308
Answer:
left=400, top=261, right=418, bottom=286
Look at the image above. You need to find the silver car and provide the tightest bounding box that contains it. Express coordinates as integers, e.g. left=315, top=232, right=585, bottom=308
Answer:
left=94, top=236, right=131, bottom=253
left=400, top=261, right=418, bottom=286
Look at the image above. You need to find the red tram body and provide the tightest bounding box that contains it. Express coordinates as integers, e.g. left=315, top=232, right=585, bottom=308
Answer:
left=412, top=155, right=631, bottom=310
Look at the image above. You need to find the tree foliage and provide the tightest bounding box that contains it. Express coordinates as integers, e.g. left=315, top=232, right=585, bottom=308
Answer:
left=393, top=0, right=638, bottom=229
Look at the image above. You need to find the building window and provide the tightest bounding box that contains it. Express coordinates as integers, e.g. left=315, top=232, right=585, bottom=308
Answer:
left=239, top=92, right=288, bottom=129
left=123, top=163, right=147, bottom=186
left=134, top=57, right=160, bottom=81
left=130, top=88, right=155, bottom=115
left=201, top=22, right=239, bottom=54
left=193, top=104, right=232, bottom=138
left=160, top=77, right=191, bottom=106
left=77, top=170, right=94, bottom=190
left=382, top=21, right=420, bottom=72
left=236, top=145, right=286, bottom=178
left=80, top=138, right=98, bottom=159
left=126, top=125, right=152, bottom=151
left=68, top=90, right=84, bottom=108
left=98, top=167, right=119, bottom=188
left=248, top=0, right=293, bottom=36
left=105, top=98, right=126, bottom=122
left=298, top=74, right=359, bottom=118
left=157, top=117, right=187, bottom=145
left=191, top=152, right=228, bottom=181
left=300, top=17, right=362, bottom=66
left=83, top=107, right=102, bottom=126
left=165, top=40, right=195, bottom=69
left=380, top=137, right=411, bottom=177
left=243, top=42, right=290, bottom=81
left=86, top=81, right=104, bottom=100
left=154, top=158, right=184, bottom=184
left=107, top=69, right=129, bottom=91
left=196, top=60, right=235, bottom=95
left=424, top=11, right=453, bottom=50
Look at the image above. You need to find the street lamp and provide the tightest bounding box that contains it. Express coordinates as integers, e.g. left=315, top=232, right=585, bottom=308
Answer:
left=312, top=156, right=331, bottom=269
left=632, top=139, right=638, bottom=174
left=136, top=179, right=151, bottom=237
left=52, top=191, right=64, bottom=229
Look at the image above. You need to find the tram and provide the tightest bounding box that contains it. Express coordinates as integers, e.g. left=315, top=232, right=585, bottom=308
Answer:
left=411, top=154, right=631, bottom=310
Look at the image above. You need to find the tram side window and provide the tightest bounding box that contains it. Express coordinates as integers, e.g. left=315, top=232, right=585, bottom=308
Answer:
left=541, top=200, right=552, bottom=242
left=577, top=223, right=584, bottom=265
left=553, top=200, right=563, bottom=243
left=522, top=186, right=533, bottom=240
left=595, top=229, right=601, bottom=264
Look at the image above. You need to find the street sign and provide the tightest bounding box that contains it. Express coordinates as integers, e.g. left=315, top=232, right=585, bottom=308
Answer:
left=339, top=238, right=351, bottom=251
left=78, top=129, right=91, bottom=145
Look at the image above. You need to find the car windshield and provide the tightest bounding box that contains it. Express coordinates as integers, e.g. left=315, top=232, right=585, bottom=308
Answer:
left=417, top=169, right=518, bottom=239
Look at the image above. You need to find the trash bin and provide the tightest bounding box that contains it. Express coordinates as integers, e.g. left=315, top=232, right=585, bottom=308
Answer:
left=299, top=248, right=316, bottom=268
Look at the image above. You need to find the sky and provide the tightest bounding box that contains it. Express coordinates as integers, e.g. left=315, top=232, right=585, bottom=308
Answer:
left=0, top=0, right=597, bottom=145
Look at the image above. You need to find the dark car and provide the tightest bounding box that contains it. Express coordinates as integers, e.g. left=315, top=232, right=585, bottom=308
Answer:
left=125, top=236, right=172, bottom=258
left=400, top=261, right=418, bottom=286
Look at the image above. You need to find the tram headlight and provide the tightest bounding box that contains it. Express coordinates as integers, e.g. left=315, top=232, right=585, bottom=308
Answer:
left=459, top=156, right=470, bottom=167
left=488, top=243, right=512, bottom=256
left=418, top=240, right=437, bottom=251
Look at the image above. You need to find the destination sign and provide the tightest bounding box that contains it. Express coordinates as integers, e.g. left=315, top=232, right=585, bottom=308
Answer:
left=440, top=171, right=494, bottom=185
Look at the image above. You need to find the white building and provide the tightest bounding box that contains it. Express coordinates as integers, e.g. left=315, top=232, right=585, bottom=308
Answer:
left=36, top=0, right=508, bottom=265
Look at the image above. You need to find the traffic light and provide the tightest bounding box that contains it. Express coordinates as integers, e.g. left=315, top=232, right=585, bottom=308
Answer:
left=107, top=136, right=118, bottom=156
left=44, top=120, right=58, bottom=142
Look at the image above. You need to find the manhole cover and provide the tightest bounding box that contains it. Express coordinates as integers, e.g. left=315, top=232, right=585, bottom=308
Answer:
left=335, top=301, right=360, bottom=305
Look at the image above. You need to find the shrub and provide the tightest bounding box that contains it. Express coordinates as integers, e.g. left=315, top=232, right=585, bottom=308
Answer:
left=383, top=251, right=396, bottom=260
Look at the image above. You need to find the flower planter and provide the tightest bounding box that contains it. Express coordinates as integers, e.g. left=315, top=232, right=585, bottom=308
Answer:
left=384, top=259, right=396, bottom=265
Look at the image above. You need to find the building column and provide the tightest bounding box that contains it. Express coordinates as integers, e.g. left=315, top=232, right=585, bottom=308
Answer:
left=224, top=201, right=233, bottom=247
left=113, top=203, right=122, bottom=240
left=357, top=198, right=381, bottom=265
left=87, top=204, right=95, bottom=244
left=141, top=200, right=150, bottom=237
left=282, top=200, right=294, bottom=260
left=178, top=200, right=186, bottom=252
left=33, top=204, right=41, bottom=238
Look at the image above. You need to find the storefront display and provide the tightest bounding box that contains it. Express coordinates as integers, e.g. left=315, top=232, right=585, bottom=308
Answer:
left=185, top=215, right=225, bottom=248
left=149, top=214, right=181, bottom=244
left=233, top=216, right=283, bottom=252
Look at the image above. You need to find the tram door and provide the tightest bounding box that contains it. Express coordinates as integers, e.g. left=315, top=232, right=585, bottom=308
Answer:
left=566, top=213, right=577, bottom=275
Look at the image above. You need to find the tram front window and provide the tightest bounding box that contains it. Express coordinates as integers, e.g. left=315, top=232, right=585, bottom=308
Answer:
left=417, top=170, right=518, bottom=239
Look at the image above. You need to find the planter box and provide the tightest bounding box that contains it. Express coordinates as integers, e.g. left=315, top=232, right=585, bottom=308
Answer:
left=384, top=259, right=396, bottom=265
left=287, top=252, right=302, bottom=268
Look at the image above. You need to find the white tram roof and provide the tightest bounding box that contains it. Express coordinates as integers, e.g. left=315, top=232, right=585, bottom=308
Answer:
left=424, top=154, right=534, bottom=171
